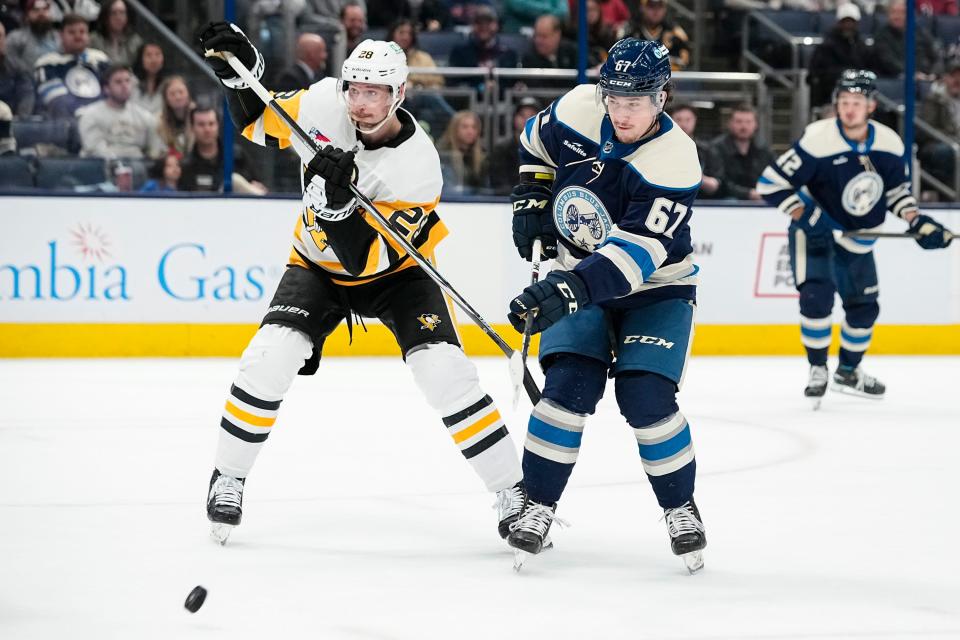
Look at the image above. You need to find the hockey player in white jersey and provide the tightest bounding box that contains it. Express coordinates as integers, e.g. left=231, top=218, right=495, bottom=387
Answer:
left=757, top=70, right=953, bottom=407
left=504, top=39, right=706, bottom=573
left=196, top=22, right=524, bottom=544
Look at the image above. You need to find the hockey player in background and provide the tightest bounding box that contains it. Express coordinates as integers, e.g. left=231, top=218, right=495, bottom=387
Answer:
left=757, top=70, right=953, bottom=408
left=504, top=38, right=706, bottom=573
left=196, top=22, right=525, bottom=544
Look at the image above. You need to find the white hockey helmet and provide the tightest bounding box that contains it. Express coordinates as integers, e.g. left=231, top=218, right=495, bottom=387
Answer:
left=341, top=40, right=408, bottom=133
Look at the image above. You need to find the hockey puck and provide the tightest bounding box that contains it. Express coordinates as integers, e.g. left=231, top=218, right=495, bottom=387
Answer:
left=184, top=586, right=207, bottom=613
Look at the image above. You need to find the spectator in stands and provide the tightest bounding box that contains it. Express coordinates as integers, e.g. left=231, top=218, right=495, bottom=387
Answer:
left=920, top=60, right=960, bottom=187
left=48, top=0, right=100, bottom=23
left=486, top=96, right=540, bottom=194
left=625, top=0, right=690, bottom=70
left=590, top=0, right=630, bottom=31
left=34, top=14, right=110, bottom=120
left=140, top=151, right=181, bottom=192
left=274, top=33, right=327, bottom=91
left=873, top=0, right=942, bottom=80
left=808, top=4, right=873, bottom=108
left=522, top=14, right=577, bottom=87
left=178, top=105, right=265, bottom=193
left=568, top=0, right=618, bottom=66
left=341, top=2, right=366, bottom=56
left=437, top=109, right=486, bottom=193
left=710, top=103, right=773, bottom=201
left=503, top=0, right=568, bottom=34
left=6, top=0, right=60, bottom=71
left=448, top=6, right=520, bottom=89
left=90, top=0, right=141, bottom=67
left=388, top=17, right=443, bottom=89
left=305, top=0, right=366, bottom=21
left=131, top=41, right=165, bottom=114
left=365, top=0, right=414, bottom=28
left=669, top=103, right=722, bottom=198
left=157, top=74, right=194, bottom=155
left=0, top=21, right=35, bottom=116
left=0, top=99, right=16, bottom=155
left=445, top=1, right=497, bottom=27
left=917, top=0, right=958, bottom=15
left=78, top=64, right=163, bottom=160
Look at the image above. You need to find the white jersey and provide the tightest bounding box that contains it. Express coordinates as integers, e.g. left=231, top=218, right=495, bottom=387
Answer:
left=240, top=77, right=446, bottom=285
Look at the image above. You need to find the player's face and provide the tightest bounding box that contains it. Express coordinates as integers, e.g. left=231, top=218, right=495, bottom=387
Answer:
left=346, top=82, right=394, bottom=126
left=605, top=94, right=659, bottom=144
left=836, top=93, right=873, bottom=128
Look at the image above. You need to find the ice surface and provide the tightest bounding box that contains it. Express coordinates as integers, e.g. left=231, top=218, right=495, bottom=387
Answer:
left=1, top=356, right=958, bottom=639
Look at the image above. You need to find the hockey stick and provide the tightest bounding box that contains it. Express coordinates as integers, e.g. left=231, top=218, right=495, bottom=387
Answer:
left=842, top=229, right=955, bottom=241
left=508, top=238, right=543, bottom=410
left=210, top=50, right=542, bottom=404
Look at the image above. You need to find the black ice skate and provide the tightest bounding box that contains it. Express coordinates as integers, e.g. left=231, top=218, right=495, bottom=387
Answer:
left=507, top=499, right=566, bottom=571
left=663, top=499, right=706, bottom=574
left=207, top=469, right=245, bottom=545
left=831, top=366, right=885, bottom=399
left=494, top=481, right=526, bottom=539
left=805, top=364, right=829, bottom=410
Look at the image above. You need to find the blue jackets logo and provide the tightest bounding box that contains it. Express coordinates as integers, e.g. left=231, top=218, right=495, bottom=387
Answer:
left=841, top=172, right=883, bottom=216
left=554, top=186, right=612, bottom=251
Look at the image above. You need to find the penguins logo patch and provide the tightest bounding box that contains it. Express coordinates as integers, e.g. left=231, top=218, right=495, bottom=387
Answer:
left=417, top=313, right=442, bottom=331
left=554, top=186, right=612, bottom=251
left=841, top=172, right=884, bottom=217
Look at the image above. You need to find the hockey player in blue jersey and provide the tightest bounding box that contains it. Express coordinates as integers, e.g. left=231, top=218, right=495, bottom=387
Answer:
left=504, top=38, right=706, bottom=573
left=756, top=70, right=953, bottom=407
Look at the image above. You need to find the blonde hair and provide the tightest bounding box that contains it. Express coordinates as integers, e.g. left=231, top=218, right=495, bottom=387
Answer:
left=157, top=75, right=195, bottom=155
left=437, top=111, right=485, bottom=187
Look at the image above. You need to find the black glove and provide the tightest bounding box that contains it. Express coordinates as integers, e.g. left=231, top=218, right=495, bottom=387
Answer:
left=909, top=214, right=954, bottom=250
left=511, top=183, right=558, bottom=261
left=508, top=270, right=589, bottom=335
left=196, top=21, right=258, bottom=81
left=305, top=145, right=358, bottom=212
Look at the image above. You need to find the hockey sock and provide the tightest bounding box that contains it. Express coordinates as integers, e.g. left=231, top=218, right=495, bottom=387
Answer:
left=522, top=398, right=587, bottom=505
left=407, top=342, right=521, bottom=492
left=633, top=413, right=697, bottom=509
left=799, top=315, right=831, bottom=366
left=215, top=325, right=312, bottom=478
left=839, top=318, right=873, bottom=368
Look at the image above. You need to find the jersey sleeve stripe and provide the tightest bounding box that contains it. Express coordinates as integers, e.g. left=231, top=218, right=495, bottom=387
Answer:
left=520, top=113, right=558, bottom=169
left=608, top=227, right=668, bottom=265
left=596, top=243, right=646, bottom=290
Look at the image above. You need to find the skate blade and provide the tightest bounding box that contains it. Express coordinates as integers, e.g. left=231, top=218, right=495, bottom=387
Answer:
left=512, top=549, right=529, bottom=572
left=808, top=396, right=823, bottom=411
left=210, top=522, right=234, bottom=545
left=681, top=550, right=704, bottom=575
left=830, top=383, right=884, bottom=400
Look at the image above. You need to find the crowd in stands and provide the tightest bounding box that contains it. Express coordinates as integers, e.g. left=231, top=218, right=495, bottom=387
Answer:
left=0, top=0, right=959, bottom=199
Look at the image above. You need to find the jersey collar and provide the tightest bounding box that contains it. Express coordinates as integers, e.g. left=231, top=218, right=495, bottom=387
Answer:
left=599, top=112, right=673, bottom=160
left=835, top=118, right=875, bottom=154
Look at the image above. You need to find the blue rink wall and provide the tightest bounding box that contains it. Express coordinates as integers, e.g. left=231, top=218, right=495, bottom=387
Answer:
left=1, top=195, right=958, bottom=357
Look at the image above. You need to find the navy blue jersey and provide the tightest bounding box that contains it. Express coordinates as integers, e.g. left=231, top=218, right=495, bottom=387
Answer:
left=757, top=118, right=917, bottom=253
left=519, top=84, right=702, bottom=306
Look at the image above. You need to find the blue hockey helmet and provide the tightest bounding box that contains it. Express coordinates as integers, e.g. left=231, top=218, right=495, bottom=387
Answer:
left=599, top=38, right=672, bottom=98
left=833, top=69, right=878, bottom=102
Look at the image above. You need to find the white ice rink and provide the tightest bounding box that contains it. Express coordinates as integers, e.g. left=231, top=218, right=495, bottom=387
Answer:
left=1, top=355, right=958, bottom=639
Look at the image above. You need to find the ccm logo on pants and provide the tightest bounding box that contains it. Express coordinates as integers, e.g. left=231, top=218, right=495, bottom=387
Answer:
left=623, top=335, right=674, bottom=349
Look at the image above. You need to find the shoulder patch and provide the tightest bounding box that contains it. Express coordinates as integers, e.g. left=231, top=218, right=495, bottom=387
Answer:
left=553, top=84, right=605, bottom=144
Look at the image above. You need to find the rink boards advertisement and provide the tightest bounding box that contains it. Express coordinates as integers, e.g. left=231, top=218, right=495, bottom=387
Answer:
left=1, top=195, right=958, bottom=356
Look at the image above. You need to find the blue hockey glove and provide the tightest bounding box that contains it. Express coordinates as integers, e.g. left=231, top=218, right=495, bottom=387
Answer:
left=909, top=214, right=954, bottom=250
left=511, top=183, right=558, bottom=261
left=508, top=270, right=589, bottom=335
left=793, top=207, right=832, bottom=252
left=304, top=145, right=358, bottom=220
left=197, top=22, right=263, bottom=87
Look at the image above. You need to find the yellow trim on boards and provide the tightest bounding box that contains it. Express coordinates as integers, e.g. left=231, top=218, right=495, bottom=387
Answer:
left=0, top=323, right=958, bottom=357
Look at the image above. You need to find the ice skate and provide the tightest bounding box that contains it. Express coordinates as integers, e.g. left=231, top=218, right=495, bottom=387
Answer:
left=804, top=364, right=829, bottom=410
left=207, top=469, right=245, bottom=545
left=663, top=499, right=706, bottom=574
left=507, top=499, right=565, bottom=571
left=494, top=481, right=526, bottom=540
left=831, top=365, right=885, bottom=399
